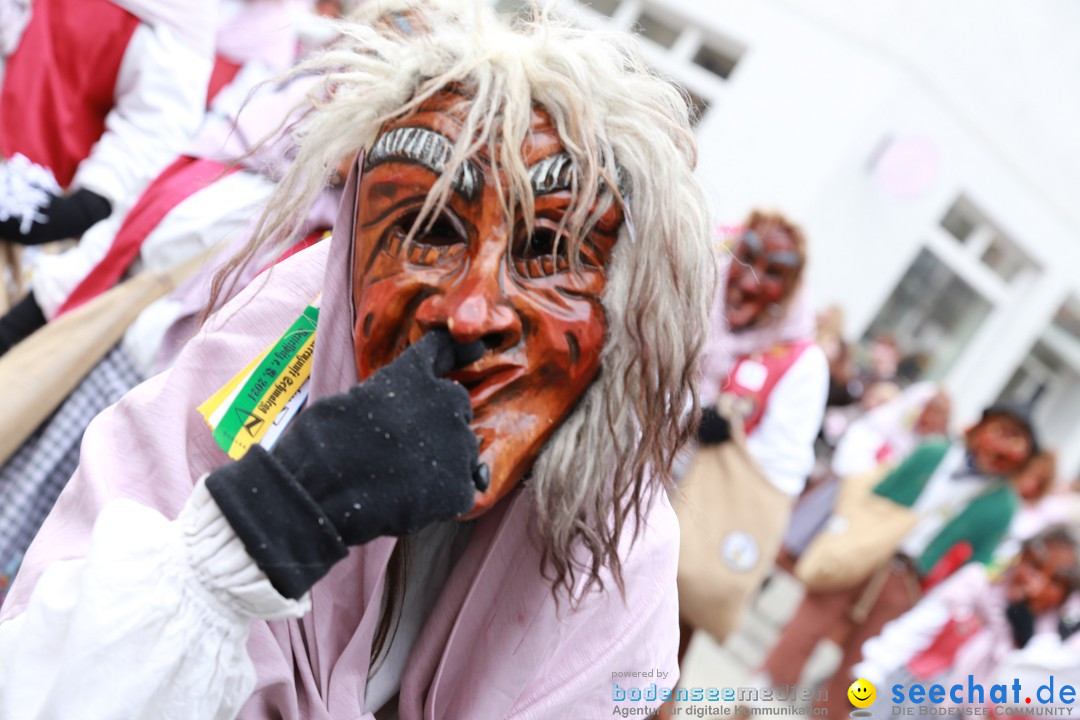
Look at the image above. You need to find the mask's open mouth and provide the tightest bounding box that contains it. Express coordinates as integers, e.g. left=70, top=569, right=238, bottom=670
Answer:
left=446, top=364, right=525, bottom=405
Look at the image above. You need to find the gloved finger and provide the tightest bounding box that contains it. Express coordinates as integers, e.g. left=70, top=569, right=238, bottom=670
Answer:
left=400, top=328, right=451, bottom=375
left=449, top=336, right=484, bottom=372
left=472, top=461, right=490, bottom=492
left=412, top=328, right=483, bottom=377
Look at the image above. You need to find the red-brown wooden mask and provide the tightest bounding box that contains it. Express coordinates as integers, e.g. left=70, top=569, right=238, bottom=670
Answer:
left=725, top=223, right=803, bottom=332
left=967, top=413, right=1034, bottom=477
left=351, top=90, right=623, bottom=518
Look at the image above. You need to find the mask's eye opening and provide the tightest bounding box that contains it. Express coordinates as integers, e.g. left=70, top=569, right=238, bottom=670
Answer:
left=395, top=209, right=465, bottom=248
left=511, top=225, right=571, bottom=279
left=385, top=208, right=467, bottom=266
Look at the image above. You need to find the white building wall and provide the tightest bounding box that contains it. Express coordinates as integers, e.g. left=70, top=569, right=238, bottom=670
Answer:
left=646, top=0, right=1080, bottom=476
left=505, top=0, right=1080, bottom=476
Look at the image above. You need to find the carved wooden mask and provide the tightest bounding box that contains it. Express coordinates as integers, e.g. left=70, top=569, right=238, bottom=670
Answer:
left=352, top=90, right=623, bottom=516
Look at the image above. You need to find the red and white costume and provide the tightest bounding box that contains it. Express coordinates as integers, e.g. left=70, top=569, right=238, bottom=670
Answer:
left=698, top=274, right=829, bottom=498
left=0, top=0, right=215, bottom=207
left=0, top=0, right=216, bottom=322
left=15, top=0, right=320, bottom=321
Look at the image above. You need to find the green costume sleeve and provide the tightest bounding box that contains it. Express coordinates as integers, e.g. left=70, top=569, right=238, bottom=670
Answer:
left=914, top=484, right=1019, bottom=575
left=872, top=439, right=951, bottom=508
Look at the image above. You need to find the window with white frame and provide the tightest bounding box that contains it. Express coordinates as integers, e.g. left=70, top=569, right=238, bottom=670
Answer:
left=635, top=8, right=680, bottom=48
left=586, top=0, right=743, bottom=82
left=862, top=191, right=1042, bottom=381
left=863, top=247, right=993, bottom=379
left=998, top=299, right=1080, bottom=453
left=938, top=195, right=1036, bottom=284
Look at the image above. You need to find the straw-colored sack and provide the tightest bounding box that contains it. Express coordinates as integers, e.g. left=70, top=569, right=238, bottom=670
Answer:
left=794, top=463, right=917, bottom=593
left=673, top=414, right=793, bottom=643
left=0, top=251, right=211, bottom=465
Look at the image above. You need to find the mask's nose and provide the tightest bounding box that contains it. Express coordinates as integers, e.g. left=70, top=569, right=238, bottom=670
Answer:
left=415, top=251, right=521, bottom=354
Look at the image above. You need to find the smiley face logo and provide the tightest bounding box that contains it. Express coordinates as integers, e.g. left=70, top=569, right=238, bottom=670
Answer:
left=847, top=678, right=876, bottom=708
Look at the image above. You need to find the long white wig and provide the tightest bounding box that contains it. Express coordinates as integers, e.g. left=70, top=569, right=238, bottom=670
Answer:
left=219, top=0, right=715, bottom=601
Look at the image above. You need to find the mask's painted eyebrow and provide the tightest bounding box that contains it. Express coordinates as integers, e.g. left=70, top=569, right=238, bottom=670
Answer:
left=742, top=229, right=763, bottom=254
left=740, top=230, right=802, bottom=268
left=365, top=127, right=481, bottom=199
left=768, top=251, right=803, bottom=268
left=528, top=152, right=574, bottom=195
left=529, top=152, right=632, bottom=200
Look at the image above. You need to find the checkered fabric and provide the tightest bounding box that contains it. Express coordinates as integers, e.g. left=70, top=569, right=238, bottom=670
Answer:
left=0, top=345, right=142, bottom=602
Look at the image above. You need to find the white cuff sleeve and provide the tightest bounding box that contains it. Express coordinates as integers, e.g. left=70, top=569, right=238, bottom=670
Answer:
left=0, top=477, right=308, bottom=719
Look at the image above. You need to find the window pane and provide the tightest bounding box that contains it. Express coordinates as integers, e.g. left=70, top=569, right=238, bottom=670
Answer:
left=585, top=0, right=620, bottom=16
left=635, top=11, right=680, bottom=48
left=494, top=0, right=525, bottom=16
left=980, top=234, right=1031, bottom=283
left=940, top=199, right=976, bottom=242
left=1052, top=302, right=1080, bottom=341
left=686, top=90, right=710, bottom=126
left=693, top=43, right=739, bottom=79
left=998, top=343, right=1053, bottom=406
left=998, top=330, right=1080, bottom=455
left=863, top=248, right=992, bottom=378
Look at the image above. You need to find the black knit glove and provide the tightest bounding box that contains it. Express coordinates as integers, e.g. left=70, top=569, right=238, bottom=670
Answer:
left=0, top=292, right=47, bottom=356
left=1060, top=614, right=1080, bottom=642
left=206, top=329, right=486, bottom=599
left=697, top=405, right=732, bottom=446
left=0, top=188, right=111, bottom=244
left=1006, top=600, right=1036, bottom=649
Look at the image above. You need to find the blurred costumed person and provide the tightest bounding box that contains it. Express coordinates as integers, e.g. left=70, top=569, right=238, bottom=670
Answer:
left=759, top=403, right=1038, bottom=718
left=0, top=0, right=347, bottom=601
left=831, top=382, right=952, bottom=478
left=856, top=526, right=1080, bottom=718
left=0, top=0, right=217, bottom=350
left=674, top=211, right=829, bottom=654
left=0, top=2, right=713, bottom=717
left=994, top=450, right=1080, bottom=563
